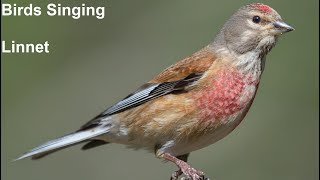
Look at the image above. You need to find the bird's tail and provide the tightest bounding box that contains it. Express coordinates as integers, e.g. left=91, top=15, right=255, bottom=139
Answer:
left=14, top=127, right=109, bottom=161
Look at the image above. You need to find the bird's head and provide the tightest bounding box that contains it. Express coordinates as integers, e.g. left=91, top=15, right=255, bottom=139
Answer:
left=213, top=3, right=294, bottom=57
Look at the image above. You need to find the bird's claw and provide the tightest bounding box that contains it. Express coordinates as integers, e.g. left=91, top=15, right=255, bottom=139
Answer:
left=170, top=161, right=207, bottom=180
left=171, top=169, right=183, bottom=180
left=182, top=167, right=204, bottom=180
left=179, top=175, right=210, bottom=180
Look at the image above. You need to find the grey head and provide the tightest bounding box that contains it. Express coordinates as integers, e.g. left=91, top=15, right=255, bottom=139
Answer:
left=211, top=3, right=294, bottom=58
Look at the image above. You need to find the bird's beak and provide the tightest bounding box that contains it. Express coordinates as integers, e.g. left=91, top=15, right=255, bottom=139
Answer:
left=273, top=21, right=295, bottom=34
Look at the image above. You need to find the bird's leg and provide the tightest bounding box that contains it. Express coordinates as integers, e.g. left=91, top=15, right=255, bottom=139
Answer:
left=156, top=151, right=205, bottom=180
left=170, top=154, right=189, bottom=179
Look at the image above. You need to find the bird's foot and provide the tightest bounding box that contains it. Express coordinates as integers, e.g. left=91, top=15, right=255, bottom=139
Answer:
left=175, top=160, right=205, bottom=180
left=180, top=177, right=210, bottom=180
left=159, top=152, right=207, bottom=180
left=170, top=169, right=183, bottom=180
left=171, top=168, right=207, bottom=180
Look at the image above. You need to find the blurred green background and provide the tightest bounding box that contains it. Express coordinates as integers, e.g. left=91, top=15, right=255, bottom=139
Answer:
left=1, top=0, right=319, bottom=180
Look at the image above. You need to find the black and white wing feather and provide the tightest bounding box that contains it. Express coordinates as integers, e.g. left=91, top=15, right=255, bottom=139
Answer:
left=80, top=72, right=204, bottom=130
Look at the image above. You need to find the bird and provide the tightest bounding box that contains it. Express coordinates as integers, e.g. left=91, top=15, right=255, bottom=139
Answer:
left=15, top=3, right=294, bottom=180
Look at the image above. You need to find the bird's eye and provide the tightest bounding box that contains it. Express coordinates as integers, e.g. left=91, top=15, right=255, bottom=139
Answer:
left=252, top=16, right=261, bottom=23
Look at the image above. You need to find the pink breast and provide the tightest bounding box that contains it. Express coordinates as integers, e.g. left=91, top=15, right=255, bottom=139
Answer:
left=194, top=70, right=256, bottom=123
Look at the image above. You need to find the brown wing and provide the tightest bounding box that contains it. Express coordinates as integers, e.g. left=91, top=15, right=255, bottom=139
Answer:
left=79, top=72, right=204, bottom=130
left=150, top=48, right=216, bottom=83
left=79, top=48, right=216, bottom=130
